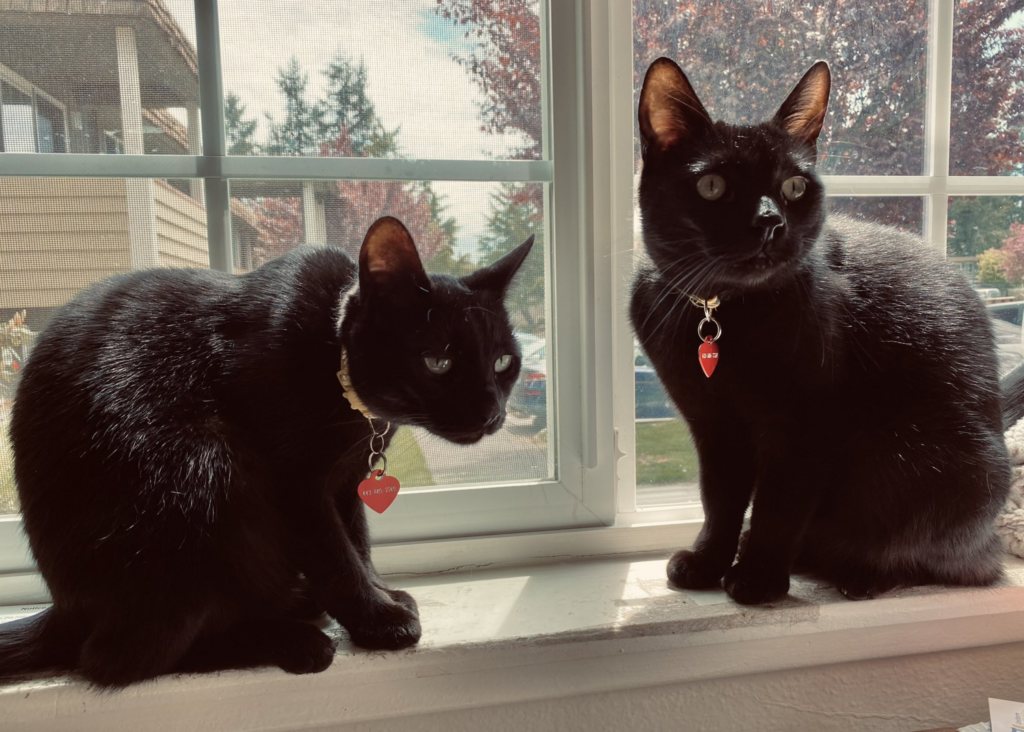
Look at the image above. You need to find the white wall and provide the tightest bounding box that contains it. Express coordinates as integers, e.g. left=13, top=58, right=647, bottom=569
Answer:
left=328, top=642, right=1023, bottom=732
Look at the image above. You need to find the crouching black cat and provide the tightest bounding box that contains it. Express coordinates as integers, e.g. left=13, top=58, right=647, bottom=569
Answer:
left=0, top=216, right=533, bottom=686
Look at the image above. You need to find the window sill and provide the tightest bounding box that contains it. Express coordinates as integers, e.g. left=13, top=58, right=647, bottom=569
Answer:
left=2, top=553, right=1023, bottom=731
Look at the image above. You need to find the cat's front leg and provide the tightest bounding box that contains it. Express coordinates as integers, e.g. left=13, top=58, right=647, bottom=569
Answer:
left=722, top=444, right=825, bottom=605
left=669, top=420, right=757, bottom=590
left=294, top=496, right=421, bottom=650
left=335, top=484, right=419, bottom=616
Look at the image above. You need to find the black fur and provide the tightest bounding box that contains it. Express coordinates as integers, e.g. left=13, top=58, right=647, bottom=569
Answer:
left=1, top=216, right=533, bottom=687
left=632, top=59, right=1011, bottom=605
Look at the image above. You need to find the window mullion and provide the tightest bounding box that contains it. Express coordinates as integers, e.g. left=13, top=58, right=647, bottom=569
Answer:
left=194, top=0, right=233, bottom=273
left=924, top=0, right=955, bottom=251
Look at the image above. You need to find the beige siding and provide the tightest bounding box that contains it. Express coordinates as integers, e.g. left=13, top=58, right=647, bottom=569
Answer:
left=153, top=181, right=209, bottom=269
left=0, top=178, right=130, bottom=310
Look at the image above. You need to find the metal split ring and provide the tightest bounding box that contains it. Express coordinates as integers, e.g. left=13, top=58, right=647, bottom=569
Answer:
left=369, top=451, right=389, bottom=475
left=697, top=317, right=722, bottom=342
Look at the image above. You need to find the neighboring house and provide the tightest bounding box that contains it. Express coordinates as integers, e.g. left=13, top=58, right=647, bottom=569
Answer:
left=0, top=0, right=259, bottom=330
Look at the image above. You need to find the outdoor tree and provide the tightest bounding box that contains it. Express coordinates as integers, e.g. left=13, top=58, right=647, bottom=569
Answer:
left=264, top=57, right=325, bottom=156
left=224, top=92, right=258, bottom=156
left=978, top=247, right=1010, bottom=287
left=252, top=54, right=462, bottom=270
left=948, top=196, right=1024, bottom=257
left=998, top=222, right=1024, bottom=285
left=479, top=184, right=545, bottom=332
left=438, top=0, right=1024, bottom=247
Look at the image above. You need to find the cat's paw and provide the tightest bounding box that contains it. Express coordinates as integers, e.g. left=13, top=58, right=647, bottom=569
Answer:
left=274, top=623, right=337, bottom=675
left=836, top=574, right=897, bottom=601
left=723, top=562, right=790, bottom=605
left=379, top=587, right=419, bottom=616
left=344, top=600, right=422, bottom=651
left=667, top=549, right=726, bottom=590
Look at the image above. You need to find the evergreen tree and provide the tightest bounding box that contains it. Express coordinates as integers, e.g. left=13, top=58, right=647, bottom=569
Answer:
left=265, top=57, right=324, bottom=156
left=223, top=92, right=258, bottom=156
left=321, top=58, right=400, bottom=158
left=479, top=183, right=544, bottom=332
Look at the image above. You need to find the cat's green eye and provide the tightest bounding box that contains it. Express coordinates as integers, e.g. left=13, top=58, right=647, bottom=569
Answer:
left=782, top=176, right=808, bottom=201
left=696, top=174, right=727, bottom=201
left=424, top=356, right=452, bottom=375
left=494, top=354, right=513, bottom=373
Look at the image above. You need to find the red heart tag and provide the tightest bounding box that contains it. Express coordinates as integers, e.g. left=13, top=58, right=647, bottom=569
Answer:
left=358, top=469, right=401, bottom=513
left=698, top=337, right=720, bottom=378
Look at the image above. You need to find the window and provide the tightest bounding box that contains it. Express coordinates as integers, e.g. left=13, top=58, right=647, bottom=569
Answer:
left=2, top=1, right=1023, bottom=581
left=0, top=0, right=601, bottom=578
left=620, top=0, right=1024, bottom=514
left=0, top=66, right=67, bottom=154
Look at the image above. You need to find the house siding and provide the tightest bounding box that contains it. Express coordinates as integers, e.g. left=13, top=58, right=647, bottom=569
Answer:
left=153, top=180, right=209, bottom=269
left=0, top=178, right=130, bottom=310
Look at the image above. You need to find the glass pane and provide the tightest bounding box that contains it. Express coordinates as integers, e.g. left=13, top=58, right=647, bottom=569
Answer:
left=35, top=95, right=67, bottom=154
left=0, top=177, right=209, bottom=516
left=827, top=197, right=925, bottom=235
left=0, top=3, right=199, bottom=154
left=1, top=82, right=34, bottom=152
left=632, top=1, right=928, bottom=175
left=216, top=0, right=543, bottom=160
left=946, top=196, right=1024, bottom=376
left=230, top=179, right=553, bottom=489
left=950, top=3, right=1024, bottom=176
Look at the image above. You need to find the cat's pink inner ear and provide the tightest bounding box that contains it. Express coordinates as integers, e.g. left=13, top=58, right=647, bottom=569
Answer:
left=775, top=61, right=831, bottom=146
left=359, top=216, right=427, bottom=288
left=639, top=59, right=710, bottom=152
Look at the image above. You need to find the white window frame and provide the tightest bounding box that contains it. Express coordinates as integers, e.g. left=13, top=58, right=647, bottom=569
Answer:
left=610, top=0, right=1024, bottom=521
left=0, top=0, right=617, bottom=581
left=3, top=0, right=1024, bottom=586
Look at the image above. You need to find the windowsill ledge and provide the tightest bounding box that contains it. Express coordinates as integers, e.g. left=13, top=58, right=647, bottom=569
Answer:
left=2, top=554, right=1024, bottom=731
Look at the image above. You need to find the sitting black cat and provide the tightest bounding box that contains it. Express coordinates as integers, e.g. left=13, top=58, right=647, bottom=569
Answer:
left=631, top=58, right=1011, bottom=604
left=0, top=216, right=533, bottom=686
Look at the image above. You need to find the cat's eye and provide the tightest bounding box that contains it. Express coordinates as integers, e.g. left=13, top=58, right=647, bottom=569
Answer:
left=782, top=176, right=808, bottom=201
left=696, top=174, right=727, bottom=201
left=424, top=356, right=452, bottom=375
left=494, top=354, right=513, bottom=373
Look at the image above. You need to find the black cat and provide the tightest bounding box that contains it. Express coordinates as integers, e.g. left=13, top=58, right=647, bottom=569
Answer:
left=0, top=216, right=533, bottom=686
left=631, top=58, right=1011, bottom=605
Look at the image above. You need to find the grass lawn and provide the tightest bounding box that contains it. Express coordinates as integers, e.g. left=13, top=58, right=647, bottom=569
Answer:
left=385, top=426, right=435, bottom=488
left=635, top=419, right=700, bottom=486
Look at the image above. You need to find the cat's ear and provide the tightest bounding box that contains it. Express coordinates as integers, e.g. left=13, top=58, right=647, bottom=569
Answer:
left=638, top=57, right=712, bottom=156
left=463, top=235, right=535, bottom=295
left=358, top=216, right=430, bottom=295
left=773, top=61, right=831, bottom=153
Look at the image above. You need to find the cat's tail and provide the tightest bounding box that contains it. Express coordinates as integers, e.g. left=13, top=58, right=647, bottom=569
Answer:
left=0, top=607, right=80, bottom=680
left=1003, top=362, right=1024, bottom=429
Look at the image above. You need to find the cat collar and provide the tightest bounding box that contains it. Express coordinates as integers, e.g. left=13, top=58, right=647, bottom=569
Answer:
left=337, top=348, right=376, bottom=420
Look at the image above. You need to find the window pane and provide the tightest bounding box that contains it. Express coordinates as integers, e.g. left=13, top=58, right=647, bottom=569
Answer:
left=0, top=177, right=210, bottom=516
left=632, top=1, right=928, bottom=175
left=216, top=0, right=542, bottom=160
left=35, top=95, right=67, bottom=154
left=947, top=196, right=1024, bottom=376
left=0, top=3, right=199, bottom=154
left=1, top=82, right=34, bottom=152
left=827, top=197, right=925, bottom=235
left=950, top=3, right=1024, bottom=176
left=230, top=179, right=553, bottom=489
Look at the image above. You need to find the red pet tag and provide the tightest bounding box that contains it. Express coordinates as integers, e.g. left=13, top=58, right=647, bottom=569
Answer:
left=358, top=469, right=401, bottom=514
left=698, top=336, right=720, bottom=378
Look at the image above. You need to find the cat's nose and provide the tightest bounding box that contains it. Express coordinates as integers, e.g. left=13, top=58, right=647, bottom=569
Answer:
left=483, top=403, right=505, bottom=430
left=752, top=196, right=784, bottom=243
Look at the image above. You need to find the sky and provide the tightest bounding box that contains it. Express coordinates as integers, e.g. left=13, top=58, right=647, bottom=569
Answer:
left=162, top=0, right=535, bottom=261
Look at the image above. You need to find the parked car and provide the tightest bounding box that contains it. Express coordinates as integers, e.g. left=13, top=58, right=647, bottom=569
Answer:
left=974, top=287, right=1002, bottom=301
left=509, top=340, right=676, bottom=430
